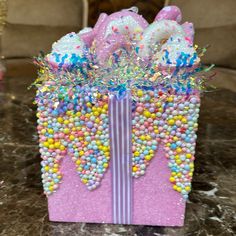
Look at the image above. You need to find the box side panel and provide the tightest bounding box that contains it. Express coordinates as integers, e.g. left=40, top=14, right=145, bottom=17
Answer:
left=133, top=146, right=185, bottom=226
left=48, top=145, right=185, bottom=226
left=48, top=156, right=113, bottom=223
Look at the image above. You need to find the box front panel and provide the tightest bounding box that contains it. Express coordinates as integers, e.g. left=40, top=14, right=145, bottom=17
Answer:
left=37, top=89, right=200, bottom=226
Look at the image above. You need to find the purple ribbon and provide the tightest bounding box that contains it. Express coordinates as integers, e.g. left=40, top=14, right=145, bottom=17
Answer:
left=109, top=92, right=132, bottom=224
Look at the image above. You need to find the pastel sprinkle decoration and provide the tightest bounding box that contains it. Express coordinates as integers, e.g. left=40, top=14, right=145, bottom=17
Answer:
left=33, top=5, right=213, bottom=203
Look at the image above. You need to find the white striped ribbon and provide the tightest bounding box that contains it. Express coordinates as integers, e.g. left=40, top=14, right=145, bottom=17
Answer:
left=109, top=93, right=132, bottom=224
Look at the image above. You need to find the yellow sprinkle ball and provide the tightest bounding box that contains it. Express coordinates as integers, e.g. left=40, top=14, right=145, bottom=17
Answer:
left=66, top=111, right=72, bottom=116
left=103, top=163, right=108, bottom=168
left=151, top=114, right=156, bottom=119
left=173, top=185, right=178, bottom=190
left=175, top=155, right=180, bottom=159
left=49, top=186, right=54, bottom=191
left=177, top=173, right=182, bottom=178
left=154, top=129, right=159, bottom=134
left=137, top=90, right=143, bottom=97
left=48, top=138, right=54, bottom=144
left=168, top=119, right=175, bottom=126
left=102, top=146, right=109, bottom=152
left=94, top=111, right=100, bottom=117
left=49, top=144, right=54, bottom=149
left=57, top=117, right=63, bottom=123
left=143, top=110, right=151, bottom=118
left=140, top=135, right=145, bottom=141
left=79, top=151, right=84, bottom=156
left=103, top=104, right=108, bottom=110
left=169, top=177, right=175, bottom=183
left=48, top=129, right=54, bottom=134
left=145, top=155, right=152, bottom=161
left=76, top=160, right=81, bottom=165
left=64, top=128, right=70, bottom=134
left=176, top=147, right=182, bottom=153
left=176, top=159, right=182, bottom=164
left=64, top=120, right=69, bottom=125
left=41, top=129, right=46, bottom=134
left=96, top=140, right=101, bottom=145
left=43, top=142, right=49, bottom=148
left=167, top=96, right=173, bottom=102
left=185, top=186, right=191, bottom=192
left=177, top=187, right=182, bottom=192
left=173, top=136, right=178, bottom=141
left=186, top=153, right=192, bottom=159
left=134, top=151, right=140, bottom=157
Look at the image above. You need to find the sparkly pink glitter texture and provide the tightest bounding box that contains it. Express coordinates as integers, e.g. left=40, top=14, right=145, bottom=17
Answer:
left=48, top=145, right=185, bottom=226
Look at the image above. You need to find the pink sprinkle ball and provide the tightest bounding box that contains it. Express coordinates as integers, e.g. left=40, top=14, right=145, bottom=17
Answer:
left=136, top=106, right=143, bottom=113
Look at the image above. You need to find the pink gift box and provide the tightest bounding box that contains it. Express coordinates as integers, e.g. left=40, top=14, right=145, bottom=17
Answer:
left=38, top=92, right=200, bottom=226
left=34, top=5, right=204, bottom=226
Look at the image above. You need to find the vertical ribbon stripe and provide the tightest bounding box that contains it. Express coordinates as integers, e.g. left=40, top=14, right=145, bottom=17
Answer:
left=109, top=93, right=132, bottom=224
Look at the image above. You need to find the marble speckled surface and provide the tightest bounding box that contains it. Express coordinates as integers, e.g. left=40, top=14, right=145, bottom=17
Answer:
left=0, top=62, right=236, bottom=236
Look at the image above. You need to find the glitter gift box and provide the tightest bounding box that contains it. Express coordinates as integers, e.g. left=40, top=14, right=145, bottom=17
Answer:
left=34, top=6, right=211, bottom=226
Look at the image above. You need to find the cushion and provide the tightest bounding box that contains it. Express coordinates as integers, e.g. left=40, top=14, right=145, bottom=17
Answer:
left=211, top=67, right=236, bottom=92
left=1, top=23, right=80, bottom=58
left=1, top=0, right=86, bottom=58
left=166, top=0, right=236, bottom=28
left=195, top=24, right=236, bottom=68
left=166, top=0, right=236, bottom=69
left=6, top=0, right=83, bottom=27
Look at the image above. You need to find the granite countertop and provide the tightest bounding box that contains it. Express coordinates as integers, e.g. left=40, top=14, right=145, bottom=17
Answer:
left=0, top=62, right=236, bottom=236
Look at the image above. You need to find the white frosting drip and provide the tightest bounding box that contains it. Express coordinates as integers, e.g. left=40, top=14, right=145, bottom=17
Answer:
left=156, top=34, right=200, bottom=67
left=105, top=16, right=143, bottom=38
left=137, top=20, right=185, bottom=58
left=47, top=32, right=85, bottom=66
left=52, top=32, right=84, bottom=56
